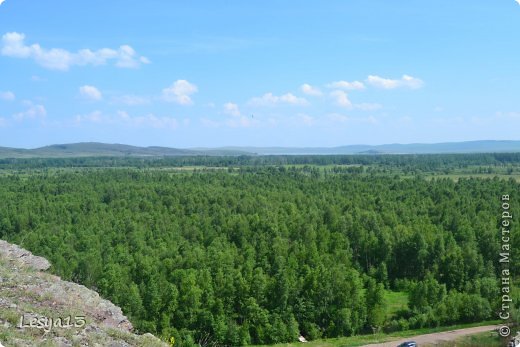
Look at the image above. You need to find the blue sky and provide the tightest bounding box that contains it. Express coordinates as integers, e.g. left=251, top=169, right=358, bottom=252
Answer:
left=0, top=0, right=519, bottom=148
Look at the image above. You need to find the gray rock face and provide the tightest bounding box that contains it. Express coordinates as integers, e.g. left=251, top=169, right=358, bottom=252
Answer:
left=0, top=240, right=51, bottom=271
left=0, top=239, right=167, bottom=347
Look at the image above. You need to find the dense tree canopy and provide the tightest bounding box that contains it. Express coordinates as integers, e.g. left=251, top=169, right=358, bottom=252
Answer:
left=0, top=157, right=518, bottom=345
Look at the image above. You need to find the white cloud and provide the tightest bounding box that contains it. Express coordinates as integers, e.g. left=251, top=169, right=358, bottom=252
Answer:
left=114, top=45, right=147, bottom=69
left=79, top=85, right=102, bottom=101
left=112, top=95, right=150, bottom=106
left=0, top=0, right=5, bottom=6
left=223, top=102, right=241, bottom=117
left=162, top=80, right=198, bottom=105
left=202, top=113, right=259, bottom=128
left=301, top=83, right=322, bottom=96
left=0, top=91, right=15, bottom=101
left=327, top=113, right=350, bottom=123
left=75, top=110, right=103, bottom=123
left=327, top=80, right=365, bottom=90
left=297, top=113, right=314, bottom=126
left=74, top=110, right=178, bottom=129
left=128, top=113, right=178, bottom=129
left=327, top=113, right=379, bottom=125
left=1, top=32, right=150, bottom=71
left=494, top=111, right=520, bottom=120
left=200, top=118, right=220, bottom=128
left=225, top=115, right=257, bottom=128
left=516, top=0, right=520, bottom=5
left=249, top=92, right=308, bottom=106
left=13, top=104, right=46, bottom=121
left=330, top=90, right=352, bottom=108
left=366, top=74, right=423, bottom=89
left=399, top=116, right=413, bottom=124
left=31, top=75, right=46, bottom=82
left=355, top=103, right=382, bottom=111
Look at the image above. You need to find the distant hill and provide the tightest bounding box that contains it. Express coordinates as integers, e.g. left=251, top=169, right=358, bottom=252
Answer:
left=1, top=140, right=520, bottom=158
left=0, top=142, right=252, bottom=158
left=221, top=140, right=520, bottom=155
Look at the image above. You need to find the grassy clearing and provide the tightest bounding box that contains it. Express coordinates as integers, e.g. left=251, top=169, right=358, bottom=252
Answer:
left=430, top=331, right=502, bottom=346
left=384, top=291, right=408, bottom=319
left=252, top=321, right=500, bottom=347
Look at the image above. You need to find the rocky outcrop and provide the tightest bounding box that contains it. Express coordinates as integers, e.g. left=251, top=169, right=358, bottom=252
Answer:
left=0, top=240, right=167, bottom=347
left=0, top=240, right=51, bottom=271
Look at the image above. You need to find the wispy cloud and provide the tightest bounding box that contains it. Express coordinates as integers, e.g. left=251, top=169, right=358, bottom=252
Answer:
left=201, top=115, right=258, bottom=128
left=326, top=80, right=365, bottom=90
left=79, top=85, right=102, bottom=101
left=0, top=91, right=15, bottom=101
left=249, top=92, right=308, bottom=106
left=366, top=74, right=423, bottom=89
left=162, top=80, right=198, bottom=105
left=355, top=103, right=382, bottom=111
left=13, top=103, right=47, bottom=121
left=1, top=32, right=150, bottom=71
left=31, top=75, right=46, bottom=82
left=326, top=113, right=379, bottom=125
left=74, top=110, right=179, bottom=129
left=111, top=95, right=150, bottom=106
left=296, top=113, right=315, bottom=126
left=0, top=0, right=5, bottom=6
left=225, top=116, right=258, bottom=128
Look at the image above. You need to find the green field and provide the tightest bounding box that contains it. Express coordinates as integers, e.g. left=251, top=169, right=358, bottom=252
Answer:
left=384, top=291, right=409, bottom=319
left=252, top=321, right=500, bottom=347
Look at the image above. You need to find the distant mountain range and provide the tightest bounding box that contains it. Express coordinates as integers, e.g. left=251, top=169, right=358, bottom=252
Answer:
left=0, top=143, right=251, bottom=158
left=1, top=140, right=520, bottom=158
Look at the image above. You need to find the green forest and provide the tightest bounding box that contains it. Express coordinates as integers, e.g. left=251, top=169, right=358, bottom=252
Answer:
left=0, top=154, right=519, bottom=346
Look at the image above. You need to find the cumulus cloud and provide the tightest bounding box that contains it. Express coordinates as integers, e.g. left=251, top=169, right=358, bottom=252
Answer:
left=162, top=80, right=198, bottom=105
left=326, top=80, right=365, bottom=90
left=366, top=74, right=423, bottom=89
left=0, top=0, right=5, bottom=6
left=79, top=85, right=102, bottom=101
left=1, top=32, right=150, bottom=71
left=0, top=91, right=15, bottom=101
left=13, top=103, right=46, bottom=121
left=223, top=102, right=241, bottom=117
left=249, top=92, right=308, bottom=106
left=330, top=90, right=352, bottom=108
left=300, top=84, right=322, bottom=96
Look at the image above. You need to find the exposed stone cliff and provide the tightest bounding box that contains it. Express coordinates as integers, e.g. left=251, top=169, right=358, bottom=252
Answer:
left=0, top=240, right=167, bottom=347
